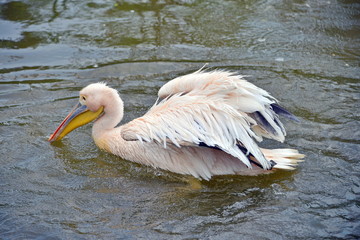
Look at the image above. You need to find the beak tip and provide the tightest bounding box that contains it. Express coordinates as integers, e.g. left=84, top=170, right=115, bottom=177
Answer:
left=48, top=134, right=55, bottom=142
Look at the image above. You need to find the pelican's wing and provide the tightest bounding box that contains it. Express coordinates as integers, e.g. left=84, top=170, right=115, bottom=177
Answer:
left=158, top=70, right=298, bottom=141
left=121, top=70, right=297, bottom=169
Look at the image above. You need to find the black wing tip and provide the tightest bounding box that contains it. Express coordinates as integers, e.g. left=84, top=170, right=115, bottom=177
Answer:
left=271, top=103, right=300, bottom=122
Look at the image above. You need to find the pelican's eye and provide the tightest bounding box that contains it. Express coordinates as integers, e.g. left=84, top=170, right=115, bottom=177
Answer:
left=80, top=95, right=87, bottom=105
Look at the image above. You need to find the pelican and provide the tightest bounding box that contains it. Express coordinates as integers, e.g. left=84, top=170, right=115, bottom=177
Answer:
left=49, top=69, right=304, bottom=180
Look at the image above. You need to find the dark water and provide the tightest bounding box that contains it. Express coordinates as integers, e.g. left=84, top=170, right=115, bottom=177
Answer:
left=1, top=0, right=359, bottom=239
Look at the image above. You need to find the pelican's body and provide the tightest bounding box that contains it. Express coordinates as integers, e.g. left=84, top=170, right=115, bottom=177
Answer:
left=49, top=70, right=304, bottom=180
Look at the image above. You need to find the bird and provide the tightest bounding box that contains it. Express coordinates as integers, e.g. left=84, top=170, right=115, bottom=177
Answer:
left=48, top=69, right=304, bottom=180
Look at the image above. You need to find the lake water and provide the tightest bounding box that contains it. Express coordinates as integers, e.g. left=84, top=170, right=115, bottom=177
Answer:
left=0, top=0, right=359, bottom=239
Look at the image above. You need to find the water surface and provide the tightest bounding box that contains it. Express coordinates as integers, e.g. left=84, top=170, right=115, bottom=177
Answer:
left=0, top=0, right=359, bottom=239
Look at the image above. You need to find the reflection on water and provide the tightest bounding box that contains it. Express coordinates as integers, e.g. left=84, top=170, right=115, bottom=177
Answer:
left=0, top=0, right=359, bottom=239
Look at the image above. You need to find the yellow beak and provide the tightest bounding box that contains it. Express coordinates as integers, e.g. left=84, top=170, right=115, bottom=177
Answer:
left=48, top=102, right=104, bottom=142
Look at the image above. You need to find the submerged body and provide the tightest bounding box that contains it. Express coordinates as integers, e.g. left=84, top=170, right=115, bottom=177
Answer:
left=49, top=69, right=304, bottom=180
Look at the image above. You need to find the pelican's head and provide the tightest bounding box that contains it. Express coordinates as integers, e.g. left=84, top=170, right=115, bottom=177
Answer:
left=48, top=83, right=117, bottom=142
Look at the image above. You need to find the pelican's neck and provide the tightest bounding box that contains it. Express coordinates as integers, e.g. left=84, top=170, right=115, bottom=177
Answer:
left=92, top=91, right=124, bottom=142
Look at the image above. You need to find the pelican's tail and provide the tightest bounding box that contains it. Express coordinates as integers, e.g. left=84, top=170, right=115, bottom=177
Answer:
left=260, top=148, right=305, bottom=170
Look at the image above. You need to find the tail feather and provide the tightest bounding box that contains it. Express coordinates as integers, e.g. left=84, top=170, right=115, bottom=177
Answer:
left=260, top=148, right=305, bottom=170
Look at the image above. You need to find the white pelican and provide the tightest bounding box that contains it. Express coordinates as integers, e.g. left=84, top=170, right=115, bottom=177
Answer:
left=49, top=69, right=304, bottom=180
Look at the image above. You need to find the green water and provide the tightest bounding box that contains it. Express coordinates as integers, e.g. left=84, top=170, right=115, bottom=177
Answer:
left=0, top=0, right=359, bottom=239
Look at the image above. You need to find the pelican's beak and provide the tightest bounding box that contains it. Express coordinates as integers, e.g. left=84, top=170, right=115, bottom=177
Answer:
left=48, top=102, right=104, bottom=142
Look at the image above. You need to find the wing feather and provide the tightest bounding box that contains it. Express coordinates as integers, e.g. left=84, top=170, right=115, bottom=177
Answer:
left=121, top=70, right=297, bottom=170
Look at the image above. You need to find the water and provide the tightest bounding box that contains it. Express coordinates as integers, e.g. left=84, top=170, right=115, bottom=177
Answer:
left=0, top=0, right=359, bottom=239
